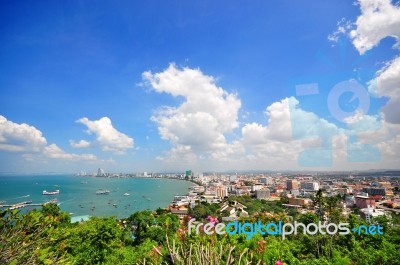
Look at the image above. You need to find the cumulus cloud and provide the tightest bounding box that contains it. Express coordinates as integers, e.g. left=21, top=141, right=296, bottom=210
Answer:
left=241, top=97, right=341, bottom=167
left=339, top=0, right=400, bottom=124
left=69, top=139, right=91, bottom=148
left=354, top=118, right=400, bottom=168
left=0, top=115, right=98, bottom=162
left=142, top=64, right=241, bottom=160
left=143, top=62, right=398, bottom=169
left=368, top=56, right=400, bottom=124
left=44, top=144, right=97, bottom=161
left=329, top=0, right=400, bottom=54
left=0, top=115, right=47, bottom=152
left=349, top=0, right=400, bottom=55
left=240, top=97, right=400, bottom=170
left=243, top=97, right=340, bottom=144
left=76, top=117, right=134, bottom=154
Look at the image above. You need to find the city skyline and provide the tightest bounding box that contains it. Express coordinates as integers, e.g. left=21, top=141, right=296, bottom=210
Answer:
left=1, top=0, right=399, bottom=173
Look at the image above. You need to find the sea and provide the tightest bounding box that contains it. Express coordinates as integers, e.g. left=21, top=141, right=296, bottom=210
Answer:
left=0, top=175, right=194, bottom=219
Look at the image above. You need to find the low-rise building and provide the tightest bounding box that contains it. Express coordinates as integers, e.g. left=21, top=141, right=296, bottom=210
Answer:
left=359, top=206, right=387, bottom=223
left=170, top=207, right=189, bottom=219
left=355, top=195, right=376, bottom=208
left=288, top=197, right=310, bottom=206
left=362, top=187, right=385, bottom=196
left=255, top=189, right=270, bottom=199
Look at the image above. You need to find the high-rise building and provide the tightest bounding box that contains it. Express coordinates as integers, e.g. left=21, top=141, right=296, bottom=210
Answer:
left=300, top=182, right=319, bottom=191
left=97, top=168, right=105, bottom=177
left=260, top=177, right=273, bottom=185
left=286, top=180, right=299, bottom=190
left=216, top=186, right=228, bottom=198
left=185, top=170, right=193, bottom=180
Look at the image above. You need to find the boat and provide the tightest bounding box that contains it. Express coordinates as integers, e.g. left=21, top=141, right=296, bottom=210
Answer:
left=42, top=190, right=60, bottom=195
left=123, top=193, right=130, bottom=196
left=96, top=189, right=110, bottom=195
left=142, top=195, right=151, bottom=201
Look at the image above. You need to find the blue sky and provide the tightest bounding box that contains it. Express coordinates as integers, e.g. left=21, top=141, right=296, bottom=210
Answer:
left=1, top=0, right=399, bottom=173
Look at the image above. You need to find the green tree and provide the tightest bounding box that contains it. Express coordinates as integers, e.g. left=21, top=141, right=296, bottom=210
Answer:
left=0, top=209, right=66, bottom=264
left=41, top=203, right=70, bottom=224
left=62, top=217, right=123, bottom=264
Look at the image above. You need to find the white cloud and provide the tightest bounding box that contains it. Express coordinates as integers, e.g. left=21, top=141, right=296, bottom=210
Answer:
left=343, top=109, right=365, bottom=124
left=0, top=115, right=99, bottom=162
left=143, top=64, right=241, bottom=160
left=368, top=56, right=400, bottom=124
left=350, top=0, right=400, bottom=54
left=142, top=62, right=399, bottom=170
left=328, top=18, right=353, bottom=44
left=0, top=115, right=47, bottom=152
left=240, top=97, right=400, bottom=170
left=43, top=144, right=97, bottom=161
left=354, top=118, right=400, bottom=168
left=241, top=97, right=341, bottom=168
left=76, top=117, right=134, bottom=154
left=69, top=139, right=91, bottom=148
left=342, top=1, right=400, bottom=124
left=243, top=97, right=340, bottom=144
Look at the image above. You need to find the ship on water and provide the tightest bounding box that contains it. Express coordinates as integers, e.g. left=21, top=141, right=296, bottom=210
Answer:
left=42, top=189, right=60, bottom=195
left=95, top=189, right=110, bottom=195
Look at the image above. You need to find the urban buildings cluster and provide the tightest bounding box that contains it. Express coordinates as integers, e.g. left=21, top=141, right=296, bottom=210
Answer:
left=76, top=169, right=400, bottom=223
left=166, top=171, right=400, bottom=223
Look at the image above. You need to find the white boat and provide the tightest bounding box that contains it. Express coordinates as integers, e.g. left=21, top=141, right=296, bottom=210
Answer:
left=96, top=189, right=110, bottom=195
left=42, top=190, right=60, bottom=195
left=123, top=193, right=130, bottom=196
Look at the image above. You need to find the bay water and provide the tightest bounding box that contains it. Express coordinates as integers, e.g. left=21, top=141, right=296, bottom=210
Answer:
left=0, top=175, right=194, bottom=219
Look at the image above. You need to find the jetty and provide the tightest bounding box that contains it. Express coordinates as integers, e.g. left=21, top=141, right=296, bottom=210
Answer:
left=0, top=200, right=57, bottom=210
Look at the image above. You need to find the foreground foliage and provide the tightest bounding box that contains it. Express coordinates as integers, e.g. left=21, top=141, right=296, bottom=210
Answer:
left=1, top=203, right=399, bottom=264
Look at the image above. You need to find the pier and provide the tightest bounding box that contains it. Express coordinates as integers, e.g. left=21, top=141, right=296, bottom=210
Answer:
left=0, top=200, right=56, bottom=210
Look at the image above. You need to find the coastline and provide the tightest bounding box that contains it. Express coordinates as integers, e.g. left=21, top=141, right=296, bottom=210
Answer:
left=0, top=175, right=194, bottom=219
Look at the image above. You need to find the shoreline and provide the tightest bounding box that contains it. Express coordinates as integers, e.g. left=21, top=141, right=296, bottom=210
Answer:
left=1, top=175, right=195, bottom=219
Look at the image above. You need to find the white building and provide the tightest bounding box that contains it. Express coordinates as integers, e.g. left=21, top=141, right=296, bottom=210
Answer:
left=229, top=175, right=238, bottom=182
left=360, top=206, right=388, bottom=223
left=251, top=184, right=264, bottom=192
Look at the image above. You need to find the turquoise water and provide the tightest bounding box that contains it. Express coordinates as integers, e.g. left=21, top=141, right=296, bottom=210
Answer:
left=0, top=175, right=194, bottom=219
